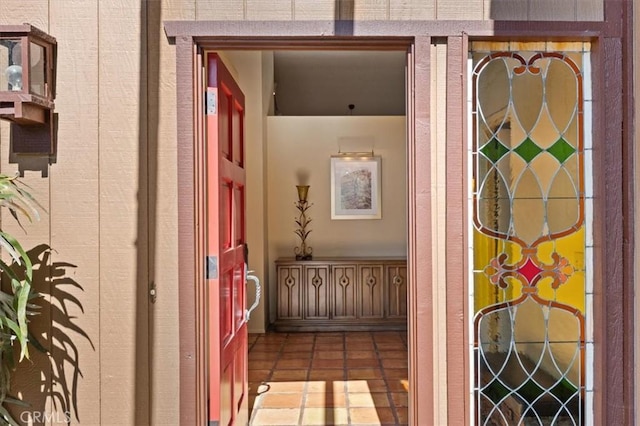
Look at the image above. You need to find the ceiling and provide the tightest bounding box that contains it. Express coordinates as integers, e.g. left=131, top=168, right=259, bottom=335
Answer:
left=273, top=50, right=407, bottom=116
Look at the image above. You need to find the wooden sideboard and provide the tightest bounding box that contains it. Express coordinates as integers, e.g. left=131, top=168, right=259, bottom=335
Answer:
left=274, top=257, right=407, bottom=331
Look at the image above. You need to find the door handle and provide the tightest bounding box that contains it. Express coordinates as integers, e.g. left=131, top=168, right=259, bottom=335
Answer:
left=246, top=270, right=261, bottom=321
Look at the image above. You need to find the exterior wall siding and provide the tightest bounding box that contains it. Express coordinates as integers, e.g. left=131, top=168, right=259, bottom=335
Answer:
left=0, top=1, right=54, bottom=424
left=191, top=0, right=604, bottom=21
left=49, top=2, right=101, bottom=425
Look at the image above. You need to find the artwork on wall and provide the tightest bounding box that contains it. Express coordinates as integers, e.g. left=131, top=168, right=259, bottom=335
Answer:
left=330, top=155, right=381, bottom=219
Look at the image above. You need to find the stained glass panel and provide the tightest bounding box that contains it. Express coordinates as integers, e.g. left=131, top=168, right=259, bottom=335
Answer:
left=470, top=42, right=591, bottom=425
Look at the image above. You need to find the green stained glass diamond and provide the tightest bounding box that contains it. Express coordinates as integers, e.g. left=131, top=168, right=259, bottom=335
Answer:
left=480, top=138, right=509, bottom=163
left=514, top=137, right=543, bottom=163
left=547, top=137, right=576, bottom=164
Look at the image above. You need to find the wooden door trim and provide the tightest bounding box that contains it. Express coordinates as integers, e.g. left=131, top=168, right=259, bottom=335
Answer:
left=176, top=36, right=208, bottom=425
left=164, top=20, right=620, bottom=39
left=444, top=35, right=467, bottom=425
left=174, top=35, right=426, bottom=425
left=406, top=36, right=434, bottom=425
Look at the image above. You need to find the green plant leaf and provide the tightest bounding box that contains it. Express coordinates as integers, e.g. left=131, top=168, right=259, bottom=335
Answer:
left=15, top=281, right=30, bottom=361
left=0, top=232, right=32, bottom=281
left=0, top=174, right=41, bottom=418
left=4, top=396, right=29, bottom=407
left=0, top=403, right=20, bottom=426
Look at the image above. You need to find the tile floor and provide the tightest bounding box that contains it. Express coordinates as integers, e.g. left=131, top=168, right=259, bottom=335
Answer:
left=248, top=331, right=409, bottom=426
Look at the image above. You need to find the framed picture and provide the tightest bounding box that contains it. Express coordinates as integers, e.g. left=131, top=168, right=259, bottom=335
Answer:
left=331, top=156, right=381, bottom=220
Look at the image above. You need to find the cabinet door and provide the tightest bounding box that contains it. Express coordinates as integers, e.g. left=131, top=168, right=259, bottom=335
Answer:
left=358, top=265, right=384, bottom=318
left=304, top=265, right=329, bottom=319
left=331, top=265, right=357, bottom=319
left=277, top=265, right=303, bottom=320
left=386, top=264, right=408, bottom=318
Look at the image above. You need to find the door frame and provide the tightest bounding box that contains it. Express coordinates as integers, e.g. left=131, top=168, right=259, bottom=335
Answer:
left=166, top=15, right=633, bottom=426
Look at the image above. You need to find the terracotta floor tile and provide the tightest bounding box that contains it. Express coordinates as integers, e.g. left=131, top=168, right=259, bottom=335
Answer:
left=276, top=358, right=312, bottom=369
left=250, top=408, right=300, bottom=425
left=249, top=351, right=279, bottom=360
left=390, top=392, right=408, bottom=407
left=396, top=407, right=409, bottom=424
left=248, top=332, right=409, bottom=425
left=348, top=392, right=391, bottom=408
left=259, top=392, right=304, bottom=408
left=349, top=407, right=396, bottom=424
left=346, top=358, right=380, bottom=368
left=302, top=407, right=349, bottom=425
left=347, top=368, right=384, bottom=380
left=375, top=342, right=405, bottom=350
left=251, top=342, right=285, bottom=351
left=309, top=368, right=345, bottom=380
left=283, top=343, right=314, bottom=352
left=383, top=368, right=408, bottom=379
left=345, top=332, right=373, bottom=340
left=346, top=350, right=377, bottom=360
left=262, top=381, right=306, bottom=393
left=377, top=350, right=407, bottom=359
left=347, top=379, right=388, bottom=393
left=306, top=380, right=348, bottom=393
left=313, top=358, right=345, bottom=369
left=315, top=342, right=346, bottom=351
left=314, top=351, right=344, bottom=360
left=258, top=335, right=288, bottom=343
left=249, top=360, right=276, bottom=370
left=248, top=369, right=271, bottom=382
left=380, top=358, right=408, bottom=368
left=286, top=335, right=316, bottom=343
left=280, top=351, right=312, bottom=359
left=377, top=338, right=406, bottom=344
left=304, top=392, right=347, bottom=407
left=305, top=380, right=328, bottom=393
left=271, top=369, right=309, bottom=381
left=315, top=336, right=344, bottom=344
left=386, top=379, right=409, bottom=392
left=346, top=343, right=376, bottom=351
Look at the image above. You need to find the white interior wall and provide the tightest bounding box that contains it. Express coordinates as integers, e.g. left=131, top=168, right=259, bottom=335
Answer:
left=267, top=116, right=407, bottom=323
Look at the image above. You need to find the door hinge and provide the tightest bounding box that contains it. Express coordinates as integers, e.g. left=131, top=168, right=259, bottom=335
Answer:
left=206, top=91, right=217, bottom=115
left=206, top=256, right=218, bottom=280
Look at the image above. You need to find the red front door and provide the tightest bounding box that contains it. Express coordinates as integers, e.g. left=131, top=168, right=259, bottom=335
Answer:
left=206, top=53, right=248, bottom=426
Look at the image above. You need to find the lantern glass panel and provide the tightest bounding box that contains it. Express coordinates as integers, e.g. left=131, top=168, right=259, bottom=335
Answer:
left=29, top=41, right=45, bottom=96
left=0, top=39, right=22, bottom=91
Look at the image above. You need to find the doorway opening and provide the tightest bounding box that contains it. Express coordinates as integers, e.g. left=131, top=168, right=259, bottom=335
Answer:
left=212, top=48, right=410, bottom=425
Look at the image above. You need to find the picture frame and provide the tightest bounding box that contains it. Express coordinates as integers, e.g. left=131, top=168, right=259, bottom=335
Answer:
left=331, top=156, right=381, bottom=220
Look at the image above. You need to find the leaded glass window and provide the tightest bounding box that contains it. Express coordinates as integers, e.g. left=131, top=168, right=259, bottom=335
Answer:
left=469, top=42, right=593, bottom=425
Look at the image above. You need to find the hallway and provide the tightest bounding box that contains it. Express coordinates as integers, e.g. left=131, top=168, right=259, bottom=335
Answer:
left=248, top=331, right=409, bottom=426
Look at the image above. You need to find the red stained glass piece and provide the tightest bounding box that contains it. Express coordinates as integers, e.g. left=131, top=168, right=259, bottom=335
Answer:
left=519, top=258, right=542, bottom=284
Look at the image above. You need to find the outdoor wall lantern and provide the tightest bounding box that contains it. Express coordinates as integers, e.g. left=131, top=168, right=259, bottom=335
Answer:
left=0, top=24, right=56, bottom=154
left=0, top=24, right=57, bottom=156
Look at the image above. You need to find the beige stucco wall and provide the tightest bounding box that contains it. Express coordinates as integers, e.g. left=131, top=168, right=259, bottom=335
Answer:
left=0, top=0, right=608, bottom=424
